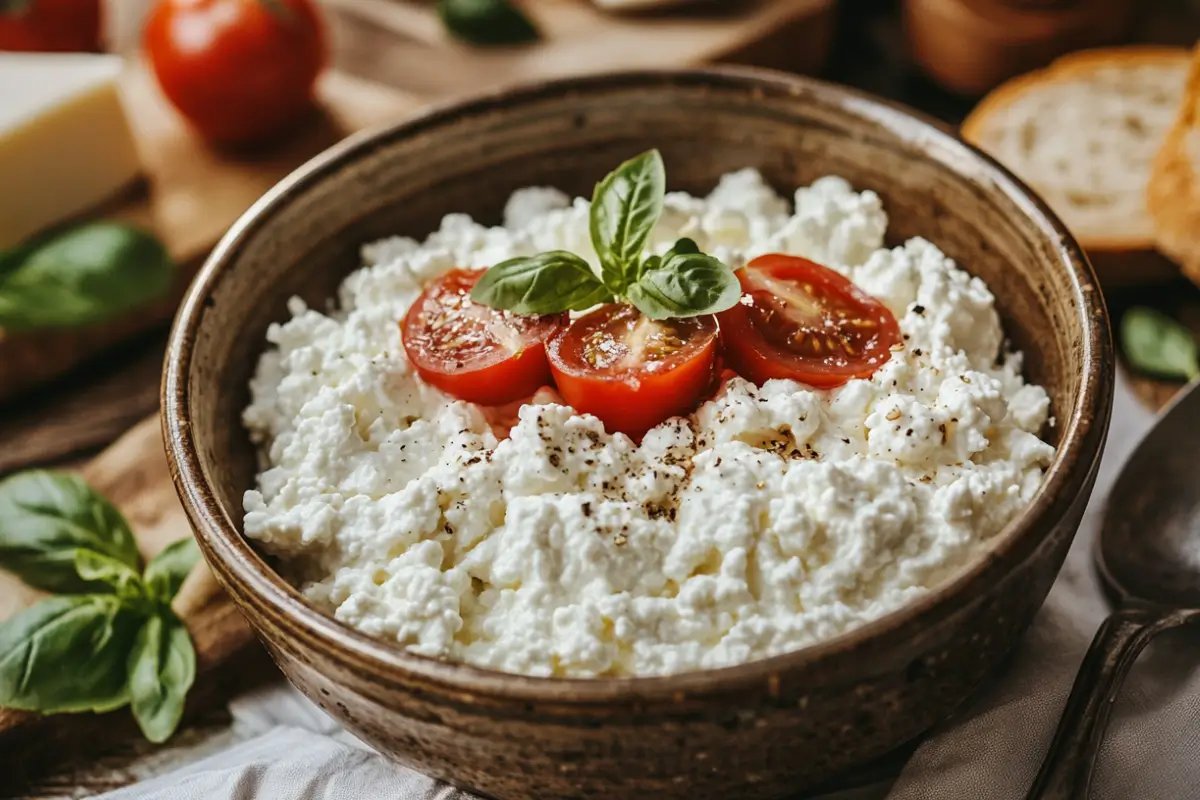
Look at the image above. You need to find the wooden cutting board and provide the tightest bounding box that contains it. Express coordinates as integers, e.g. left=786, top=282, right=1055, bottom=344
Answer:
left=0, top=65, right=422, bottom=404
left=326, top=0, right=836, bottom=99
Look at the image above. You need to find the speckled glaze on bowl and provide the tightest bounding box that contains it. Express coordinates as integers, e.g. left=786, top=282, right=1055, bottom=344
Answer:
left=163, top=68, right=1114, bottom=800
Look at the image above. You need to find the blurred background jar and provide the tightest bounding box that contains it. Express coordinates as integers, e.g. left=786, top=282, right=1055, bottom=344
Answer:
left=904, top=0, right=1141, bottom=95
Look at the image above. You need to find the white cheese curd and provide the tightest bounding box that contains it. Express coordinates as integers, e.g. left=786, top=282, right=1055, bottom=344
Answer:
left=242, top=171, right=1055, bottom=678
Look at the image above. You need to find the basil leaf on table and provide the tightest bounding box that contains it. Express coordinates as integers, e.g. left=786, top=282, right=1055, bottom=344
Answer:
left=0, top=222, right=173, bottom=332
left=469, top=251, right=612, bottom=315
left=590, top=149, right=666, bottom=290
left=127, top=610, right=196, bottom=744
left=626, top=248, right=741, bottom=321
left=437, top=0, right=539, bottom=46
left=1121, top=307, right=1200, bottom=381
left=143, top=538, right=201, bottom=604
left=0, top=470, right=141, bottom=593
left=0, top=595, right=140, bottom=714
left=75, top=549, right=147, bottom=602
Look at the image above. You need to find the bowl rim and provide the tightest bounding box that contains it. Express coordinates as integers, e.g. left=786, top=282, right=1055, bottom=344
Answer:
left=163, top=65, right=1113, bottom=704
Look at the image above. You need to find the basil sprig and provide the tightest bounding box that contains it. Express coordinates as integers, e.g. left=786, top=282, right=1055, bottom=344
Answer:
left=470, top=149, right=741, bottom=321
left=0, top=471, right=200, bottom=743
left=1121, top=307, right=1200, bottom=382
left=0, top=222, right=174, bottom=332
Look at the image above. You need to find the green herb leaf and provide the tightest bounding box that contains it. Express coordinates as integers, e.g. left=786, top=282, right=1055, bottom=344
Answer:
left=0, top=595, right=140, bottom=714
left=75, top=550, right=146, bottom=602
left=1121, top=307, right=1200, bottom=381
left=590, top=150, right=666, bottom=290
left=143, top=538, right=201, bottom=604
left=128, top=611, right=196, bottom=744
left=626, top=249, right=741, bottom=321
left=469, top=251, right=611, bottom=315
left=437, top=0, right=539, bottom=46
left=0, top=471, right=141, bottom=593
left=0, top=223, right=174, bottom=332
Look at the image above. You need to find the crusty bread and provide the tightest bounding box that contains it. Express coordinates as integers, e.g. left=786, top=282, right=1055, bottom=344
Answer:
left=1148, top=43, right=1200, bottom=286
left=963, top=46, right=1190, bottom=259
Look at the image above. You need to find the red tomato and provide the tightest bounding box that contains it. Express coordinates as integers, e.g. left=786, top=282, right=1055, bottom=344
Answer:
left=143, top=0, right=327, bottom=145
left=0, top=0, right=101, bottom=52
left=717, top=254, right=901, bottom=388
left=547, top=304, right=719, bottom=437
left=401, top=269, right=566, bottom=406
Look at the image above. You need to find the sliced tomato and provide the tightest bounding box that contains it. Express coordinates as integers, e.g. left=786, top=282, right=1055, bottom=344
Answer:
left=717, top=254, right=901, bottom=389
left=547, top=304, right=719, bottom=437
left=401, top=269, right=565, bottom=406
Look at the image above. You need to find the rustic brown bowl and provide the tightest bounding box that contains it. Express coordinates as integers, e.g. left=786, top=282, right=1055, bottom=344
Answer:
left=163, top=68, right=1114, bottom=799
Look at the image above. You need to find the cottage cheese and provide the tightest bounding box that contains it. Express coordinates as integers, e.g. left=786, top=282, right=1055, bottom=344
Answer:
left=242, top=171, right=1055, bottom=678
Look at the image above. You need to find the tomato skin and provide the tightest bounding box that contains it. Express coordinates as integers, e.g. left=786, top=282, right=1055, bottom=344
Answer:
left=548, top=305, right=719, bottom=437
left=144, top=0, right=327, bottom=146
left=717, top=254, right=901, bottom=389
left=401, top=269, right=566, bottom=407
left=0, top=0, right=101, bottom=52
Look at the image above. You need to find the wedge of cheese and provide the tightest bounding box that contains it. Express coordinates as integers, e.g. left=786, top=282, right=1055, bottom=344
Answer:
left=0, top=54, right=142, bottom=250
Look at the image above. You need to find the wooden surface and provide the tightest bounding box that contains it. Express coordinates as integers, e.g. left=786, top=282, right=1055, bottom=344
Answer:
left=325, top=0, right=836, bottom=97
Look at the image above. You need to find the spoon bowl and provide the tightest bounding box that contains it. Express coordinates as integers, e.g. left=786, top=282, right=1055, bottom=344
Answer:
left=1098, top=382, right=1200, bottom=610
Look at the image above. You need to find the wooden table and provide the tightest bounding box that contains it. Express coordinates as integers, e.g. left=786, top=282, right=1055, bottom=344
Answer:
left=6, top=1, right=1200, bottom=797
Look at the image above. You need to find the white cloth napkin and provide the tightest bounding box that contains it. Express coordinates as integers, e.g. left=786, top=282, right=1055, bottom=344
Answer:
left=97, top=375, right=1199, bottom=800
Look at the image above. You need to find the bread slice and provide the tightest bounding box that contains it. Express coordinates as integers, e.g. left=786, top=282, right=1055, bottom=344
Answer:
left=963, top=46, right=1190, bottom=282
left=1148, top=43, right=1200, bottom=286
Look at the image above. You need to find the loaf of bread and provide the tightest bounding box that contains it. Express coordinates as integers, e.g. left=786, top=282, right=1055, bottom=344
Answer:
left=1148, top=43, right=1200, bottom=287
left=962, top=46, right=1191, bottom=283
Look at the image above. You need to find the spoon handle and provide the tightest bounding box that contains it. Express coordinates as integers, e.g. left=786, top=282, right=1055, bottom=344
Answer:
left=1025, top=604, right=1200, bottom=800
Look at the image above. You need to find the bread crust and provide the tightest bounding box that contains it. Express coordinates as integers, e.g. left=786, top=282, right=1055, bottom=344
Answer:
left=1147, top=42, right=1200, bottom=287
left=962, top=45, right=1191, bottom=257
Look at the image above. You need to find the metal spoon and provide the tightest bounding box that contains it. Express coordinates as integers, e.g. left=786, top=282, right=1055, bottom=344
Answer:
left=1026, top=380, right=1200, bottom=800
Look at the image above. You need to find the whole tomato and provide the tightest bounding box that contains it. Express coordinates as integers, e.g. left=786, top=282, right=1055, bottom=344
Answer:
left=143, top=0, right=328, bottom=146
left=0, top=0, right=102, bottom=52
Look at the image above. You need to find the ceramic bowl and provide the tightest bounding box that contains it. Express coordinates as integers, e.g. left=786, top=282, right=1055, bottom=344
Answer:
left=163, top=67, right=1114, bottom=799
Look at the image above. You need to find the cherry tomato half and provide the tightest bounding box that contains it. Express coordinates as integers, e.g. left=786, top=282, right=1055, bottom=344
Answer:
left=717, top=254, right=901, bottom=389
left=144, top=0, right=327, bottom=146
left=401, top=268, right=566, bottom=406
left=0, top=0, right=101, bottom=52
left=547, top=304, right=719, bottom=437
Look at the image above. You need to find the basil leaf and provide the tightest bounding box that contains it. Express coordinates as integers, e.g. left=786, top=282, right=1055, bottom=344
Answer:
left=75, top=549, right=146, bottom=602
left=0, top=222, right=174, bottom=331
left=1121, top=307, right=1200, bottom=381
left=626, top=251, right=742, bottom=321
left=470, top=251, right=612, bottom=314
left=143, top=538, right=201, bottom=604
left=590, top=150, right=665, bottom=290
left=636, top=238, right=698, bottom=281
left=670, top=237, right=701, bottom=256
left=0, top=471, right=141, bottom=593
left=438, top=0, right=538, bottom=46
left=0, top=595, right=139, bottom=714
left=128, top=611, right=196, bottom=744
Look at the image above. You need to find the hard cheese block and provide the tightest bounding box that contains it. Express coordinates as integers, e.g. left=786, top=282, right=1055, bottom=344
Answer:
left=0, top=53, right=141, bottom=249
